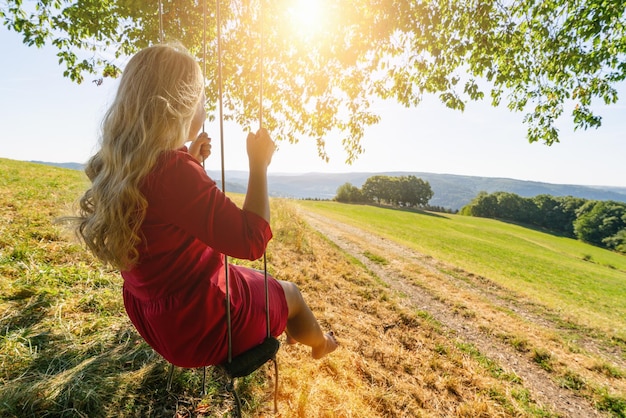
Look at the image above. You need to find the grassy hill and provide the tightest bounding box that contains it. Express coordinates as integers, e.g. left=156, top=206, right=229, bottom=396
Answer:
left=1, top=157, right=625, bottom=417
left=298, top=201, right=626, bottom=342
left=296, top=200, right=626, bottom=417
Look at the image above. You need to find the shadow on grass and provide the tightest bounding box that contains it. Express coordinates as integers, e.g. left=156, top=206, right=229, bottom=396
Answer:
left=0, top=324, right=239, bottom=418
left=0, top=289, right=53, bottom=331
left=497, top=218, right=574, bottom=238
left=369, top=203, right=452, bottom=219
left=338, top=201, right=452, bottom=219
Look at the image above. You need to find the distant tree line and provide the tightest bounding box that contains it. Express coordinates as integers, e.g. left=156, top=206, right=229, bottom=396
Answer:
left=460, top=191, right=626, bottom=253
left=335, top=175, right=435, bottom=208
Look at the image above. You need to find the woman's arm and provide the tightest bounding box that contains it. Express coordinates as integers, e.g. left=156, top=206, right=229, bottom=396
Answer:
left=243, top=128, right=275, bottom=223
left=145, top=130, right=275, bottom=260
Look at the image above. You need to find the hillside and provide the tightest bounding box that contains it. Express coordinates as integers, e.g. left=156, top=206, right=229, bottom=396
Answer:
left=27, top=160, right=626, bottom=210
left=298, top=203, right=626, bottom=417
left=1, top=158, right=625, bottom=417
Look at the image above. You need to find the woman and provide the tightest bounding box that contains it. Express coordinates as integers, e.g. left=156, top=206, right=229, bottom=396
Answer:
left=76, top=43, right=337, bottom=368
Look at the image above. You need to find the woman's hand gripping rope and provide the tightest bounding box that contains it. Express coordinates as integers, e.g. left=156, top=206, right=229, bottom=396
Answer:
left=189, top=132, right=212, bottom=165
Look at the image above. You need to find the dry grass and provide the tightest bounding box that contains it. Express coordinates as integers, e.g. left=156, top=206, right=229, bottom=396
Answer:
left=239, top=199, right=552, bottom=417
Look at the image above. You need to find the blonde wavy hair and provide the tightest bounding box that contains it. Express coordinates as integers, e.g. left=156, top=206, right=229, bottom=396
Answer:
left=77, top=43, right=204, bottom=270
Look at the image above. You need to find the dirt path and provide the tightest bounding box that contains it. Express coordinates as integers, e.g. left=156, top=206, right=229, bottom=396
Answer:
left=299, top=209, right=606, bottom=418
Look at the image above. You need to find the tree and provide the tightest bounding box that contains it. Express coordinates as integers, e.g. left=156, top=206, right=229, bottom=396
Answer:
left=555, top=196, right=587, bottom=236
left=3, top=1, right=625, bottom=161
left=533, top=194, right=562, bottom=230
left=398, top=175, right=433, bottom=207
left=354, top=175, right=433, bottom=207
left=335, top=182, right=365, bottom=203
left=532, top=194, right=581, bottom=234
left=492, top=192, right=520, bottom=220
left=491, top=192, right=539, bottom=224
left=603, top=228, right=626, bottom=253
left=362, top=175, right=394, bottom=204
left=573, top=201, right=626, bottom=247
left=460, top=191, right=498, bottom=218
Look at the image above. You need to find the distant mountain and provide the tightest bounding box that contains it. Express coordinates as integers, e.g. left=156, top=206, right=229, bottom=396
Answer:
left=208, top=170, right=626, bottom=211
left=30, top=161, right=84, bottom=171
left=30, top=161, right=626, bottom=211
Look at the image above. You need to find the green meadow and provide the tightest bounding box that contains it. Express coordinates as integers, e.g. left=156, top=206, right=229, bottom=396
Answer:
left=299, top=200, right=626, bottom=342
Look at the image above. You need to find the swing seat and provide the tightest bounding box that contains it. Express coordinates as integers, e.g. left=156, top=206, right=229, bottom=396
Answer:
left=220, top=336, right=280, bottom=378
left=165, top=337, right=281, bottom=418
left=165, top=337, right=280, bottom=392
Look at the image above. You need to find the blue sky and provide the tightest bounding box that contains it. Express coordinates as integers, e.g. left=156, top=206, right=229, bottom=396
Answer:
left=1, top=27, right=625, bottom=187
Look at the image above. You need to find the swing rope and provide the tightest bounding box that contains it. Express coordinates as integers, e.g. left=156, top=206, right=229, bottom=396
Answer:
left=257, top=8, right=279, bottom=412
left=258, top=2, right=272, bottom=342
left=214, top=0, right=279, bottom=415
left=202, top=0, right=208, bottom=136
left=158, top=0, right=164, bottom=43
left=214, top=0, right=233, bottom=366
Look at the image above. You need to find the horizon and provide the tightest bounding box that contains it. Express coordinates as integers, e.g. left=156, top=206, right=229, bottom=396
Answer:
left=15, top=157, right=626, bottom=191
left=2, top=28, right=626, bottom=188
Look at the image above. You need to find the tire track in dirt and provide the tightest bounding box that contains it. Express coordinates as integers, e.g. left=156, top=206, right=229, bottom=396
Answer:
left=300, top=209, right=606, bottom=418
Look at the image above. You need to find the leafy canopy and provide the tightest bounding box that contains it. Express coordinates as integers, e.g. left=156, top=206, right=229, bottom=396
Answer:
left=2, top=0, right=625, bottom=162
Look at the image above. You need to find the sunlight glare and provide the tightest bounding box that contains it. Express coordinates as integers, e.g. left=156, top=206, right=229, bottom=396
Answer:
left=287, top=0, right=325, bottom=38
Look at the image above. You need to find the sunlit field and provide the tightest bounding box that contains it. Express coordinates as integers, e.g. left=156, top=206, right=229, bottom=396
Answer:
left=1, top=158, right=625, bottom=417
left=299, top=200, right=626, bottom=342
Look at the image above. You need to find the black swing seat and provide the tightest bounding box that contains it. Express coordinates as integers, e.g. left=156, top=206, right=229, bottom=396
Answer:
left=220, top=336, right=280, bottom=378
left=218, top=337, right=281, bottom=417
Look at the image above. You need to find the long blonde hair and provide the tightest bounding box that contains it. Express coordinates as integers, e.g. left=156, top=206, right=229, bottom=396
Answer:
left=78, top=43, right=204, bottom=270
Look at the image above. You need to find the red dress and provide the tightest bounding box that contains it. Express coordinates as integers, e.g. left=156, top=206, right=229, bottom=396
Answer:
left=121, top=148, right=288, bottom=368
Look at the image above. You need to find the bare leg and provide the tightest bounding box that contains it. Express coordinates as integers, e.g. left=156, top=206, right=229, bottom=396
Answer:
left=284, top=330, right=297, bottom=345
left=279, top=280, right=338, bottom=359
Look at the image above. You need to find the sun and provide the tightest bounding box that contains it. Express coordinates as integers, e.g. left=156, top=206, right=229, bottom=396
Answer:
left=287, top=0, right=326, bottom=38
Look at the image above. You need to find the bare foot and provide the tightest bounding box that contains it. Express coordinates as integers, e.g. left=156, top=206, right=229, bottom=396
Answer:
left=312, top=332, right=338, bottom=359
